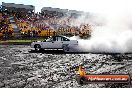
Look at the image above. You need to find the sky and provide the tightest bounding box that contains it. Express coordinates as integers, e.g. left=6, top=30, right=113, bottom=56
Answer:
left=1, top=0, right=132, bottom=14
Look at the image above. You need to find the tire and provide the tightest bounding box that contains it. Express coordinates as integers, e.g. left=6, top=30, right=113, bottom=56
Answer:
left=62, top=44, right=69, bottom=52
left=34, top=44, right=41, bottom=51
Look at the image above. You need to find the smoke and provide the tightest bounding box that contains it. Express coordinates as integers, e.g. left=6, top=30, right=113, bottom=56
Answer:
left=69, top=13, right=106, bottom=27
left=70, top=4, right=132, bottom=53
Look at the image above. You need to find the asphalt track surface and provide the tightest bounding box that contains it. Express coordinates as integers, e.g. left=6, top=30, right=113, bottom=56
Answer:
left=0, top=45, right=132, bottom=88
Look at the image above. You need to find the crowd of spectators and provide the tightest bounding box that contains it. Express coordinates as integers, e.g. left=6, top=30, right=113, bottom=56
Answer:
left=0, top=7, right=92, bottom=39
left=0, top=10, right=13, bottom=39
left=16, top=11, right=91, bottom=37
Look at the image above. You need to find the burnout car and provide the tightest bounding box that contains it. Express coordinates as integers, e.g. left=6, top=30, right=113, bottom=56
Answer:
left=31, top=36, right=78, bottom=52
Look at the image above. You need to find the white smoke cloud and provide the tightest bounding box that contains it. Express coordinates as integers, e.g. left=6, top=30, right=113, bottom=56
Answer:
left=69, top=2, right=132, bottom=53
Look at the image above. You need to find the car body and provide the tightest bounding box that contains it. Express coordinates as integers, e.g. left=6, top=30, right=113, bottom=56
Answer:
left=31, top=36, right=78, bottom=51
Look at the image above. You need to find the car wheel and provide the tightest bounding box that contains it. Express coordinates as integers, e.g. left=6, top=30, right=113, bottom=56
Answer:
left=62, top=44, right=69, bottom=52
left=34, top=44, right=41, bottom=51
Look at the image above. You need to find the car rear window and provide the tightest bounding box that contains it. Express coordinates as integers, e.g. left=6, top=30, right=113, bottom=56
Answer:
left=62, top=37, right=70, bottom=41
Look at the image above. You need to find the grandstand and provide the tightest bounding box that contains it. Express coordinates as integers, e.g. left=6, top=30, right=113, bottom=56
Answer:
left=0, top=2, right=92, bottom=40
left=2, top=2, right=35, bottom=13
left=41, top=7, right=68, bottom=17
left=0, top=2, right=35, bottom=39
